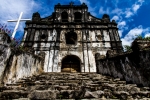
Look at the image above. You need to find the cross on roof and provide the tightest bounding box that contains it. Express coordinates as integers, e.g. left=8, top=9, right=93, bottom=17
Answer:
left=7, top=12, right=31, bottom=39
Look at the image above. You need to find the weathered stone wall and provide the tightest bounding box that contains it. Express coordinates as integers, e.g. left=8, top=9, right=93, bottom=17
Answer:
left=0, top=47, right=44, bottom=85
left=0, top=45, right=11, bottom=84
left=21, top=3, right=123, bottom=73
left=96, top=50, right=150, bottom=86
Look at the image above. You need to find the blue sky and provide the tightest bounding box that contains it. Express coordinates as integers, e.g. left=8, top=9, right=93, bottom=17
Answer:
left=0, top=0, right=150, bottom=46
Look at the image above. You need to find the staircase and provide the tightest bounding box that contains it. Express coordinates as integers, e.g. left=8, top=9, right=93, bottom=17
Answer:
left=0, top=72, right=150, bottom=100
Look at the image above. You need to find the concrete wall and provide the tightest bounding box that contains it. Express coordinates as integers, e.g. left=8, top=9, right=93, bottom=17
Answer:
left=21, top=27, right=122, bottom=73
left=21, top=5, right=123, bottom=73
left=96, top=50, right=150, bottom=87
left=0, top=46, right=44, bottom=84
left=27, top=28, right=115, bottom=73
left=0, top=45, right=11, bottom=84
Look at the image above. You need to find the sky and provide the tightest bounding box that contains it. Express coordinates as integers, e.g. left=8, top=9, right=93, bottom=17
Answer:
left=0, top=0, right=150, bottom=46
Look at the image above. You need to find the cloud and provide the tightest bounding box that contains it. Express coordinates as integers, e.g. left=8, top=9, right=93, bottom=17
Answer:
left=99, top=7, right=105, bottom=14
left=124, top=26, right=143, bottom=40
left=145, top=33, right=150, bottom=37
left=109, top=0, right=145, bottom=45
left=0, top=0, right=39, bottom=38
left=118, top=30, right=123, bottom=37
left=112, top=16, right=119, bottom=21
left=84, top=1, right=145, bottom=41
left=79, top=0, right=89, bottom=4
left=125, top=10, right=133, bottom=18
left=112, top=15, right=128, bottom=38
left=117, top=20, right=128, bottom=38
left=98, top=0, right=144, bottom=18
left=125, top=0, right=144, bottom=18
left=0, top=0, right=38, bottom=22
left=133, top=4, right=140, bottom=12
left=121, top=25, right=150, bottom=46
left=99, top=7, right=110, bottom=14
left=79, top=0, right=97, bottom=16
left=111, top=8, right=123, bottom=15
left=118, top=21, right=126, bottom=28
left=0, top=0, right=147, bottom=46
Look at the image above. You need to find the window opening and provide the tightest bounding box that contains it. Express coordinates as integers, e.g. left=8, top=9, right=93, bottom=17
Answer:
left=61, top=12, right=68, bottom=22
left=65, top=32, right=77, bottom=45
left=74, top=12, right=82, bottom=22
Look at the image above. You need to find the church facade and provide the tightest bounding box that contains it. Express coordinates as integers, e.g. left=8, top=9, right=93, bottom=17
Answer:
left=21, top=3, right=123, bottom=72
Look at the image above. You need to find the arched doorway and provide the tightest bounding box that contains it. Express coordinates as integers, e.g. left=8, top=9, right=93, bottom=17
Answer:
left=61, top=55, right=81, bottom=72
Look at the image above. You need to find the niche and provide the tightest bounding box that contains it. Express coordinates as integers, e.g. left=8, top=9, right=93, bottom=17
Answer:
left=41, top=34, right=46, bottom=39
left=74, top=12, right=82, bottom=22
left=65, top=32, right=77, bottom=45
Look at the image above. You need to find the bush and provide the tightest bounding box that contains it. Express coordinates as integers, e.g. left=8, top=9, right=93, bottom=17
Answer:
left=124, top=45, right=132, bottom=52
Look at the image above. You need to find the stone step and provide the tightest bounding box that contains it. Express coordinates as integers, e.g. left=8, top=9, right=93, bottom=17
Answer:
left=11, top=98, right=30, bottom=100
left=0, top=90, right=28, bottom=99
left=2, top=86, right=26, bottom=91
left=0, top=72, right=150, bottom=99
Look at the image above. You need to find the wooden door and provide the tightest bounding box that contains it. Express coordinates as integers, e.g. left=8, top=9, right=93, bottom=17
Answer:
left=61, top=62, right=80, bottom=72
left=61, top=55, right=80, bottom=72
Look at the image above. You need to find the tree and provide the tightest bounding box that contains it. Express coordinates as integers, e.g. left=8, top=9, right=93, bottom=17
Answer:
left=124, top=45, right=132, bottom=52
left=135, top=35, right=150, bottom=41
left=0, top=23, right=20, bottom=47
left=135, top=35, right=143, bottom=40
left=0, top=24, right=12, bottom=35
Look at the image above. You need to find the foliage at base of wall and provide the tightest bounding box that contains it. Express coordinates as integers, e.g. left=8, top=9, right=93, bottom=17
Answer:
left=11, top=46, right=45, bottom=60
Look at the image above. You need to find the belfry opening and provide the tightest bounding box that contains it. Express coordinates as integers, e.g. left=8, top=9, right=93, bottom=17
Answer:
left=61, top=55, right=81, bottom=72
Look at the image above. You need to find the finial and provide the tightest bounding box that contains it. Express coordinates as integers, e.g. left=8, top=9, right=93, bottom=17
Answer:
left=82, top=2, right=86, bottom=5
left=70, top=1, right=74, bottom=5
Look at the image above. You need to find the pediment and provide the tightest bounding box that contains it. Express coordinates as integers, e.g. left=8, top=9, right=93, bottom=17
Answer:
left=88, top=14, right=102, bottom=22
left=41, top=15, right=53, bottom=21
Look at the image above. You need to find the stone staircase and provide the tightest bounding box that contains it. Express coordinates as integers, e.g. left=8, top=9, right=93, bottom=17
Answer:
left=0, top=72, right=150, bottom=100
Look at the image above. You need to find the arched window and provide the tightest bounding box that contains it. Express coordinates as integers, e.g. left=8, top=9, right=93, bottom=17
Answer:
left=40, top=30, right=48, bottom=40
left=74, top=12, right=82, bottom=22
left=65, top=32, right=77, bottom=45
left=61, top=12, right=68, bottom=22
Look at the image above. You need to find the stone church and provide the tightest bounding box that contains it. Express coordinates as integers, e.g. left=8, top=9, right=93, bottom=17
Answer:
left=21, top=2, right=123, bottom=73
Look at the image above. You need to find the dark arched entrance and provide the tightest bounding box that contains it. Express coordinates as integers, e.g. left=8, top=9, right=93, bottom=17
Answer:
left=61, top=55, right=81, bottom=72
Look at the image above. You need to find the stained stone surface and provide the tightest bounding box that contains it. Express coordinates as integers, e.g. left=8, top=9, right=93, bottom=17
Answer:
left=97, top=48, right=150, bottom=87
left=0, top=32, right=12, bottom=85
left=21, top=3, right=123, bottom=73
left=0, top=2, right=150, bottom=100
left=0, top=72, right=150, bottom=99
left=0, top=49, right=44, bottom=85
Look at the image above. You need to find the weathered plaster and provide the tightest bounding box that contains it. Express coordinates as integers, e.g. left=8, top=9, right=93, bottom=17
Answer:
left=21, top=3, right=122, bottom=73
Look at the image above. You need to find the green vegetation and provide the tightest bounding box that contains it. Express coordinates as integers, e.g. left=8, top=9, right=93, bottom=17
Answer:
left=135, top=35, right=150, bottom=40
left=124, top=45, right=132, bottom=52
left=124, top=35, right=150, bottom=52
left=0, top=23, right=21, bottom=48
